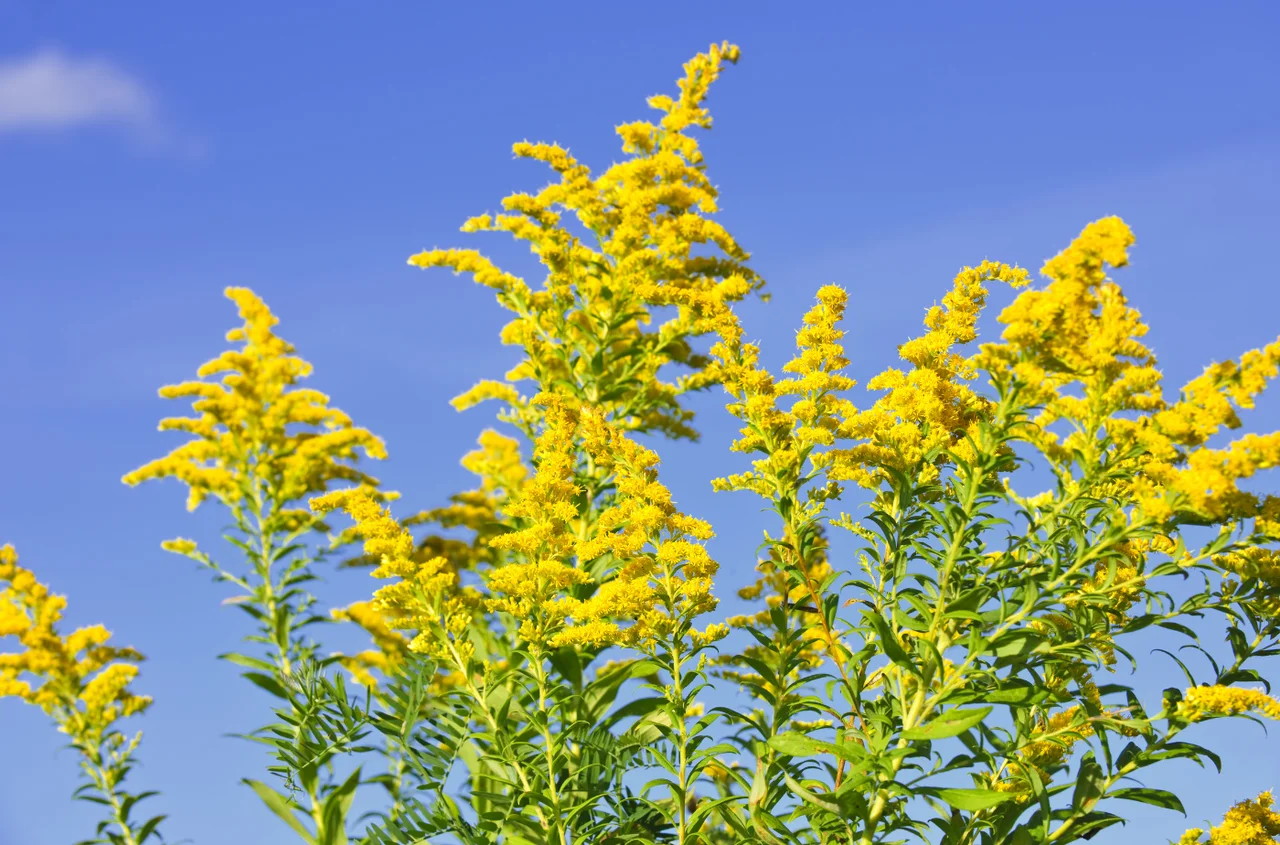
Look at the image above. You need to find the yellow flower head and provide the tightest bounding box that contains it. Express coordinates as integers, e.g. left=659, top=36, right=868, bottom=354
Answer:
left=1127, top=334, right=1280, bottom=525
left=388, top=429, right=531, bottom=583
left=330, top=600, right=410, bottom=687
left=712, top=285, right=858, bottom=500
left=488, top=394, right=583, bottom=563
left=310, top=489, right=466, bottom=660
left=1176, top=684, right=1280, bottom=723
left=970, top=218, right=1280, bottom=528
left=479, top=395, right=594, bottom=643
left=550, top=408, right=720, bottom=651
left=1214, top=547, right=1280, bottom=590
left=0, top=545, right=150, bottom=747
left=1181, top=792, right=1280, bottom=845
left=830, top=259, right=1029, bottom=489
left=123, top=287, right=387, bottom=512
left=408, top=43, right=762, bottom=445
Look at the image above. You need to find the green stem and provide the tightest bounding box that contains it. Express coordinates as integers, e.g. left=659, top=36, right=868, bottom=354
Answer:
left=531, top=651, right=566, bottom=843
left=445, top=634, right=550, bottom=831
left=249, top=485, right=294, bottom=679
left=83, top=751, right=141, bottom=845
left=668, top=639, right=691, bottom=845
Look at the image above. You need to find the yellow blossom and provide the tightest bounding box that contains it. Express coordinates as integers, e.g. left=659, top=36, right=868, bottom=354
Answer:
left=330, top=601, right=410, bottom=687
left=310, top=489, right=468, bottom=661
left=408, top=43, right=761, bottom=446
left=1181, top=792, right=1280, bottom=845
left=0, top=545, right=150, bottom=747
left=451, top=380, right=524, bottom=412
left=395, top=429, right=529, bottom=580
left=712, top=285, right=855, bottom=500
left=974, top=217, right=1280, bottom=528
left=995, top=704, right=1133, bottom=798
left=508, top=405, right=724, bottom=651
left=1176, top=685, right=1280, bottom=722
left=830, top=260, right=1028, bottom=489
left=123, top=287, right=386, bottom=513
left=160, top=538, right=198, bottom=556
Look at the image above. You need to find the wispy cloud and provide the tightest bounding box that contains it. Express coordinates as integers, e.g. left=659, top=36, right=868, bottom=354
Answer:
left=0, top=48, right=199, bottom=153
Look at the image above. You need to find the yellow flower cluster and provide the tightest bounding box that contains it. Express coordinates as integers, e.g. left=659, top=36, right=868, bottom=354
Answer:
left=483, top=395, right=592, bottom=643
left=978, top=218, right=1155, bottom=472
left=709, top=288, right=866, bottom=694
left=996, top=699, right=1136, bottom=798
left=408, top=43, right=761, bottom=444
left=995, top=217, right=1143, bottom=381
left=1158, top=340, right=1280, bottom=448
left=712, top=285, right=854, bottom=499
left=1176, top=684, right=1280, bottom=723
left=1090, top=560, right=1142, bottom=619
left=976, top=217, right=1280, bottom=527
left=1044, top=555, right=1145, bottom=669
left=123, top=287, right=386, bottom=512
left=487, top=397, right=583, bottom=561
left=1215, top=547, right=1280, bottom=587
left=474, top=394, right=722, bottom=651
left=310, top=489, right=468, bottom=660
left=402, top=429, right=528, bottom=576
left=825, top=260, right=1028, bottom=489
left=552, top=406, right=721, bottom=650
left=1180, top=792, right=1280, bottom=845
left=329, top=601, right=410, bottom=687
left=1213, top=547, right=1280, bottom=616
left=993, top=706, right=1095, bottom=797
left=0, top=545, right=150, bottom=747
left=1137, top=429, right=1280, bottom=524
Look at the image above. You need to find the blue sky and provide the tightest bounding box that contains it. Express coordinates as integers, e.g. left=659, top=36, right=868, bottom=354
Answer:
left=2, top=2, right=1279, bottom=843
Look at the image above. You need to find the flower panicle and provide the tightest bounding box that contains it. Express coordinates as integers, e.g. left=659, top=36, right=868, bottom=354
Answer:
left=123, top=287, right=387, bottom=513
left=406, top=44, right=761, bottom=445
left=1176, top=684, right=1280, bottom=723
left=826, top=258, right=1028, bottom=489
left=0, top=544, right=151, bottom=744
left=1180, top=791, right=1280, bottom=845
left=310, top=489, right=465, bottom=661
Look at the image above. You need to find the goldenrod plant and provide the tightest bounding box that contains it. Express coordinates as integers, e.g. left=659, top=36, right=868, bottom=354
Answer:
left=0, top=545, right=167, bottom=845
left=6, top=41, right=1279, bottom=845
left=318, top=44, right=1280, bottom=844
left=692, top=216, right=1280, bottom=844
left=122, top=288, right=390, bottom=842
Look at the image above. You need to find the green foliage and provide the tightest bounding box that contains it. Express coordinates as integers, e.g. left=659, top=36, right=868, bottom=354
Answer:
left=8, top=38, right=1273, bottom=845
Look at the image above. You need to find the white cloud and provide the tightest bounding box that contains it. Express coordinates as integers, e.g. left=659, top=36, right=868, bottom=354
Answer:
left=0, top=48, right=164, bottom=138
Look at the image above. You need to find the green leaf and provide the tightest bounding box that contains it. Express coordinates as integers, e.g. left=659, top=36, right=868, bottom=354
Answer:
left=981, top=685, right=1049, bottom=707
left=318, top=766, right=361, bottom=845
left=242, top=671, right=289, bottom=699
left=243, top=779, right=315, bottom=844
left=1071, top=811, right=1125, bottom=839
left=1110, top=787, right=1185, bottom=814
left=1138, top=741, right=1223, bottom=773
left=767, top=732, right=866, bottom=765
left=990, top=630, right=1044, bottom=660
left=768, top=733, right=827, bottom=757
left=1071, top=754, right=1106, bottom=813
left=903, top=707, right=991, bottom=741
left=1116, top=741, right=1142, bottom=772
left=865, top=612, right=913, bottom=668
left=930, top=788, right=1016, bottom=811
left=135, top=814, right=167, bottom=844
left=218, top=652, right=278, bottom=673
left=783, top=773, right=842, bottom=815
